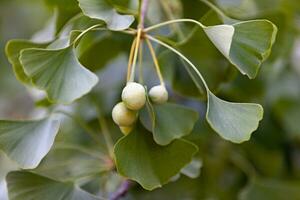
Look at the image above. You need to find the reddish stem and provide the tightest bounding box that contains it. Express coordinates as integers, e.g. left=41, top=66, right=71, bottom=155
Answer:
left=109, top=180, right=133, bottom=200
left=139, top=0, right=149, bottom=28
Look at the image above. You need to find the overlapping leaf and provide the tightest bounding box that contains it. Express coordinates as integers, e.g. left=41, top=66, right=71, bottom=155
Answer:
left=204, top=20, right=277, bottom=78
left=5, top=40, right=49, bottom=84
left=20, top=46, right=99, bottom=104
left=114, top=125, right=198, bottom=190
left=140, top=103, right=198, bottom=145
left=166, top=11, right=234, bottom=98
left=0, top=118, right=60, bottom=169
left=34, top=144, right=111, bottom=181
left=6, top=172, right=103, bottom=200
left=206, top=91, right=263, bottom=143
left=77, top=0, right=134, bottom=30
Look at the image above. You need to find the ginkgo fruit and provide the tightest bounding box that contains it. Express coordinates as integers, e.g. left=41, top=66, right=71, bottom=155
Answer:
left=112, top=102, right=137, bottom=126
left=149, top=85, right=168, bottom=104
left=121, top=82, right=146, bottom=110
left=119, top=126, right=133, bottom=135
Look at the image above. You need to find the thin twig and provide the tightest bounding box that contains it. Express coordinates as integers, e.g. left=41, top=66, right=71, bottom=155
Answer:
left=109, top=180, right=134, bottom=200
left=139, top=0, right=149, bottom=28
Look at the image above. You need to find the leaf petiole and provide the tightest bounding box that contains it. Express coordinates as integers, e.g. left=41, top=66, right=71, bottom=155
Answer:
left=129, top=28, right=143, bottom=82
left=72, top=24, right=103, bottom=46
left=73, top=24, right=136, bottom=47
left=127, top=38, right=137, bottom=81
left=144, top=19, right=205, bottom=33
left=145, top=34, right=209, bottom=92
left=145, top=37, right=165, bottom=86
left=138, top=40, right=144, bottom=83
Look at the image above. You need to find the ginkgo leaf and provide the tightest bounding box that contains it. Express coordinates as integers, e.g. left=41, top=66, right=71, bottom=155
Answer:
left=5, top=40, right=49, bottom=84
left=6, top=172, right=103, bottom=200
left=77, top=0, right=134, bottom=30
left=0, top=118, right=60, bottom=169
left=20, top=46, right=99, bottom=104
left=34, top=144, right=111, bottom=181
left=206, top=91, right=263, bottom=143
left=140, top=103, right=198, bottom=145
left=204, top=20, right=277, bottom=78
left=114, top=125, right=198, bottom=190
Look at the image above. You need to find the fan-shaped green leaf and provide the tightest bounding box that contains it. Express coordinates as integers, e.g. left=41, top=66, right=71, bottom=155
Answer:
left=0, top=118, right=60, bottom=169
left=171, top=11, right=235, bottom=97
left=204, top=20, right=277, bottom=78
left=77, top=0, right=134, bottom=30
left=114, top=125, right=198, bottom=190
left=6, top=172, right=103, bottom=200
left=5, top=40, right=49, bottom=84
left=140, top=103, right=198, bottom=145
left=20, top=46, right=99, bottom=104
left=206, top=91, right=263, bottom=143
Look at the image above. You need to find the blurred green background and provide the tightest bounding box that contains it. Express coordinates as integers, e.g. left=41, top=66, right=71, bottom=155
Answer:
left=1, top=0, right=300, bottom=199
left=0, top=0, right=51, bottom=118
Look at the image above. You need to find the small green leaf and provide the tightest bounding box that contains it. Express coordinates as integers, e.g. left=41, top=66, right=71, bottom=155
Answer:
left=5, top=40, right=49, bottom=84
left=0, top=118, right=60, bottom=169
left=114, top=125, right=198, bottom=190
left=204, top=20, right=277, bottom=78
left=20, top=46, right=99, bottom=104
left=140, top=103, right=198, bottom=145
left=206, top=91, right=263, bottom=143
left=78, top=0, right=134, bottom=30
left=6, top=172, right=103, bottom=200
left=239, top=179, right=300, bottom=200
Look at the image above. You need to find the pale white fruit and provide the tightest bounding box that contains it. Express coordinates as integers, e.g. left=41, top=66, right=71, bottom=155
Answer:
left=121, top=82, right=146, bottom=110
left=119, top=126, right=133, bottom=135
left=149, top=85, right=168, bottom=104
left=112, top=102, right=137, bottom=126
